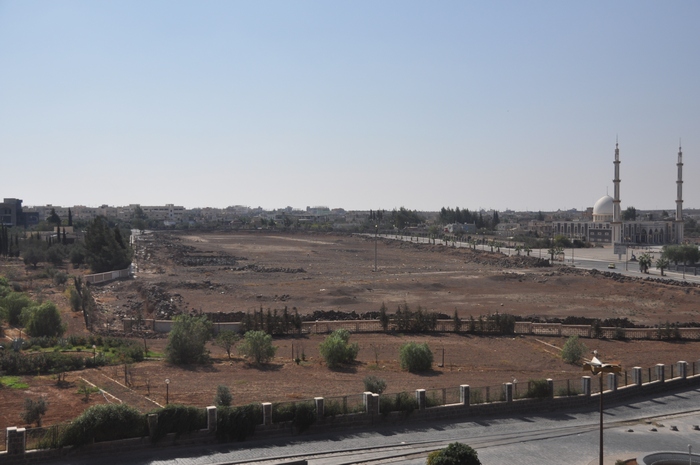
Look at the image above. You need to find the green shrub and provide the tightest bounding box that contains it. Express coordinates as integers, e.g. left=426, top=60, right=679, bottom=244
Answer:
left=116, top=344, right=145, bottom=363
left=612, top=327, right=626, bottom=340
left=556, top=386, right=581, bottom=397
left=524, top=379, right=550, bottom=399
left=21, top=302, right=66, bottom=338
left=165, top=314, right=213, bottom=365
left=27, top=336, right=58, bottom=349
left=379, top=392, right=418, bottom=416
left=238, top=330, right=277, bottom=365
left=52, top=271, right=68, bottom=286
left=272, top=402, right=296, bottom=423
left=216, top=404, right=260, bottom=442
left=363, top=375, right=387, bottom=394
left=214, top=385, right=233, bottom=406
left=1, top=292, right=33, bottom=325
left=151, top=404, right=206, bottom=442
left=271, top=401, right=316, bottom=432
left=561, top=335, right=587, bottom=364
left=22, top=397, right=48, bottom=426
left=0, top=276, right=11, bottom=297
left=379, top=302, right=389, bottom=331
left=0, top=351, right=89, bottom=375
left=399, top=342, right=433, bottom=372
left=427, top=442, right=481, bottom=465
left=59, top=403, right=145, bottom=446
left=425, top=391, right=443, bottom=407
left=323, top=400, right=345, bottom=417
left=319, top=329, right=359, bottom=368
left=292, top=402, right=316, bottom=432
left=469, top=390, right=484, bottom=405
left=67, top=335, right=87, bottom=347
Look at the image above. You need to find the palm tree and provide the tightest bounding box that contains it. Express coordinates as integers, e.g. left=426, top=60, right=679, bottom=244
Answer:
left=638, top=253, right=652, bottom=273
left=655, top=257, right=670, bottom=276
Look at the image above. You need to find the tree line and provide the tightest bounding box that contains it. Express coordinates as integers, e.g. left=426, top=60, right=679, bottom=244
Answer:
left=438, top=206, right=499, bottom=229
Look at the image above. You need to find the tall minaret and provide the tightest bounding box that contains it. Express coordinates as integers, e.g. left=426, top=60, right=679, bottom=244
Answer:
left=612, top=141, right=622, bottom=244
left=676, top=144, right=684, bottom=243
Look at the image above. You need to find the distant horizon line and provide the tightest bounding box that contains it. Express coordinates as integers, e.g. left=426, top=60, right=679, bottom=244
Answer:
left=15, top=201, right=700, bottom=214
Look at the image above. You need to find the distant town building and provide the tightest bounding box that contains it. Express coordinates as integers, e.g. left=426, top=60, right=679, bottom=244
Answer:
left=443, top=223, right=477, bottom=234
left=0, top=198, right=24, bottom=227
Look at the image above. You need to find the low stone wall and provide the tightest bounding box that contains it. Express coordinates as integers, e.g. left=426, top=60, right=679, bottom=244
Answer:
left=2, top=363, right=698, bottom=464
left=122, top=317, right=700, bottom=341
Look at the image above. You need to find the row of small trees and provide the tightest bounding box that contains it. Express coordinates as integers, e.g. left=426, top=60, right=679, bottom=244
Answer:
left=166, top=315, right=437, bottom=373
left=165, top=315, right=279, bottom=365
left=378, top=303, right=517, bottom=335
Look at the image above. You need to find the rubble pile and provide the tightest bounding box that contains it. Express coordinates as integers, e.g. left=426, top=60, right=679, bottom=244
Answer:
left=226, top=264, right=305, bottom=273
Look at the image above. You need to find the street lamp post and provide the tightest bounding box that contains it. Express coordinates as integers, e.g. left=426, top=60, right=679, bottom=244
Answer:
left=165, top=378, right=170, bottom=405
left=584, top=351, right=621, bottom=465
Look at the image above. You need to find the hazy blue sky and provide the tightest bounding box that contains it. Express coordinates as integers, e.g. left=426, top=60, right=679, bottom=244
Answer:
left=1, top=1, right=698, bottom=212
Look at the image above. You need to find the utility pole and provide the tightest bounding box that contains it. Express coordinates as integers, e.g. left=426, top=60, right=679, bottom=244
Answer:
left=374, top=224, right=378, bottom=272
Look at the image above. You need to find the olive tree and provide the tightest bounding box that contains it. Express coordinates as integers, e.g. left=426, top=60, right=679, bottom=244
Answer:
left=238, top=330, right=277, bottom=365
left=215, top=330, right=240, bottom=359
left=165, top=314, right=213, bottom=365
left=319, top=329, right=359, bottom=368
left=560, top=335, right=587, bottom=364
left=21, top=302, right=65, bottom=338
left=399, top=342, right=433, bottom=372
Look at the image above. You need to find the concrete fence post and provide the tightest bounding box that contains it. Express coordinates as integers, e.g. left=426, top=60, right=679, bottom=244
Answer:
left=547, top=379, right=554, bottom=399
left=503, top=383, right=513, bottom=403
left=656, top=364, right=665, bottom=383
left=147, top=413, right=158, bottom=439
left=632, top=367, right=642, bottom=386
left=262, top=402, right=272, bottom=425
left=6, top=427, right=26, bottom=455
left=372, top=394, right=380, bottom=415
left=363, top=392, right=375, bottom=414
left=607, top=373, right=617, bottom=392
left=678, top=361, right=687, bottom=380
left=460, top=385, right=470, bottom=407
left=206, top=406, right=217, bottom=432
left=416, top=389, right=426, bottom=410
left=582, top=376, right=591, bottom=397
left=314, top=397, right=324, bottom=420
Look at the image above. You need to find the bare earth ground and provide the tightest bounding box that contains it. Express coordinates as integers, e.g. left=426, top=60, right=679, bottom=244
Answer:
left=2, top=231, right=700, bottom=434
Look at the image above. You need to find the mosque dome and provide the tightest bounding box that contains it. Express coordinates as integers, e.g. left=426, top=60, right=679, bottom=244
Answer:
left=592, top=195, right=614, bottom=222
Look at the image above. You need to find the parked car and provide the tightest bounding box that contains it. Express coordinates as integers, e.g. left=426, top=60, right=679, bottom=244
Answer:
left=608, top=263, right=616, bottom=269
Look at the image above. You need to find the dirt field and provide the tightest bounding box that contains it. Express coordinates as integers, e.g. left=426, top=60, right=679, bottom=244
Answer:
left=104, top=231, right=700, bottom=326
left=2, top=231, right=700, bottom=434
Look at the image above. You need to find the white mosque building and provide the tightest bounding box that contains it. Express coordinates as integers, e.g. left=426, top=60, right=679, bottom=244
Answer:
left=551, top=143, right=685, bottom=246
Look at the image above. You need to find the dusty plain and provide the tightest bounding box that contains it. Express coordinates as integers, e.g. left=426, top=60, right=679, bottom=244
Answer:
left=2, top=231, right=700, bottom=434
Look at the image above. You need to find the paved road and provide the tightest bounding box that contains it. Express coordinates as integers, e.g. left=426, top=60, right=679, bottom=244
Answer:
left=48, top=386, right=700, bottom=465
left=375, top=234, right=700, bottom=285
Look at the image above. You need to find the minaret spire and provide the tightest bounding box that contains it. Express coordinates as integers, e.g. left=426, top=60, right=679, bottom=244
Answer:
left=676, top=143, right=684, bottom=243
left=612, top=141, right=622, bottom=244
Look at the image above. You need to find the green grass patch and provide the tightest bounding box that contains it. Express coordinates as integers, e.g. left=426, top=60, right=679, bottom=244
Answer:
left=1, top=376, right=30, bottom=389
